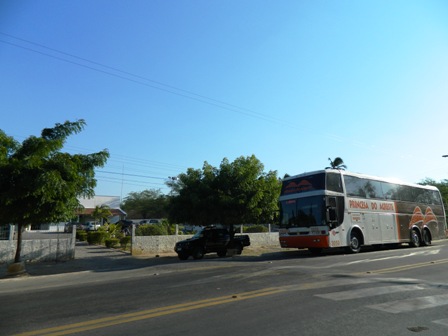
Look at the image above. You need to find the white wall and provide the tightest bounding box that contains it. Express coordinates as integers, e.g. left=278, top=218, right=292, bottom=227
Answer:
left=131, top=232, right=280, bottom=256
left=0, top=230, right=76, bottom=264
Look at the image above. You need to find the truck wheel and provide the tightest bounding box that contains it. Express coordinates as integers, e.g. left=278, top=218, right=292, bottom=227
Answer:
left=177, top=253, right=189, bottom=260
left=217, top=249, right=227, bottom=257
left=192, top=247, right=204, bottom=260
left=234, top=243, right=243, bottom=255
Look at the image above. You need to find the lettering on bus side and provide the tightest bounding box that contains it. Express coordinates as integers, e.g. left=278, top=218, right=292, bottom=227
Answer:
left=348, top=199, right=395, bottom=212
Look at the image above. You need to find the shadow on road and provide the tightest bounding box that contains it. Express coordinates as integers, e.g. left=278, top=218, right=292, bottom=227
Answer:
left=2, top=239, right=428, bottom=279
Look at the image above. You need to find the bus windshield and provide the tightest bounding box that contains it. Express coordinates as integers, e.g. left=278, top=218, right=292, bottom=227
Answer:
left=279, top=196, right=326, bottom=228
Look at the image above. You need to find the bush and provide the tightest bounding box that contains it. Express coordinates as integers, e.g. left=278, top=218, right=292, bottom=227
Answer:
left=136, top=223, right=168, bottom=236
left=105, top=238, right=120, bottom=248
left=87, top=231, right=107, bottom=245
left=243, top=225, right=269, bottom=233
left=120, top=236, right=131, bottom=249
left=76, top=230, right=87, bottom=241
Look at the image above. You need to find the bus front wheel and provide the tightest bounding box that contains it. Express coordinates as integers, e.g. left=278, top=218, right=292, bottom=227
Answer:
left=410, top=229, right=421, bottom=248
left=347, top=231, right=362, bottom=254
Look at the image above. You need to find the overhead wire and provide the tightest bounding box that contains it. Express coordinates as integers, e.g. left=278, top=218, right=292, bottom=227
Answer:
left=0, top=32, right=288, bottom=125
left=3, top=32, right=392, bottom=193
left=0, top=32, right=298, bottom=195
left=0, top=30, right=409, bottom=160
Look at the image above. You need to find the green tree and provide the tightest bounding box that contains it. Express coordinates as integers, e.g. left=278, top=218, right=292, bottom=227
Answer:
left=419, top=178, right=448, bottom=215
left=121, top=189, right=168, bottom=219
left=0, top=120, right=109, bottom=263
left=327, top=157, right=347, bottom=170
left=166, top=155, right=281, bottom=233
left=92, top=205, right=112, bottom=224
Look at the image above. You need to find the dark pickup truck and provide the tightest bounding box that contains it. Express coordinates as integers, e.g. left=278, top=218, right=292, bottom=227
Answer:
left=174, top=226, right=250, bottom=260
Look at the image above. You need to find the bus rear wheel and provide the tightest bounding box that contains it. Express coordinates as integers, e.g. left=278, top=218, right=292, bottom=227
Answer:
left=422, top=229, right=431, bottom=246
left=347, top=231, right=362, bottom=253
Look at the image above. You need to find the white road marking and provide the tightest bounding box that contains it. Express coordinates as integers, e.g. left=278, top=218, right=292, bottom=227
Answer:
left=315, top=284, right=425, bottom=301
left=367, top=294, right=448, bottom=313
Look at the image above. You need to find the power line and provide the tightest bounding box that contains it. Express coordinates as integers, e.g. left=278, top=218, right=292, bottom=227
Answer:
left=0, top=32, right=288, bottom=125
left=0, top=32, right=406, bottom=163
left=98, top=170, right=168, bottom=180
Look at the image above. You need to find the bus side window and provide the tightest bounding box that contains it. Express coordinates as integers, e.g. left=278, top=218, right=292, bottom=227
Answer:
left=327, top=173, right=343, bottom=193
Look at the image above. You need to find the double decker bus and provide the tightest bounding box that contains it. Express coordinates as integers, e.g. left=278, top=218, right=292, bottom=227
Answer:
left=278, top=169, right=447, bottom=254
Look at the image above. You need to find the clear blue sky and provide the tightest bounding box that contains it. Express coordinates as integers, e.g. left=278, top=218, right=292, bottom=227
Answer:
left=1, top=0, right=448, bottom=199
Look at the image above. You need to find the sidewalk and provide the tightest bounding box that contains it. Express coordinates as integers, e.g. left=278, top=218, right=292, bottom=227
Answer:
left=0, top=241, right=290, bottom=279
left=0, top=241, right=179, bottom=279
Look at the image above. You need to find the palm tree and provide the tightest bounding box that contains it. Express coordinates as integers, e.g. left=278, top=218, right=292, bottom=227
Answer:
left=92, top=205, right=112, bottom=225
left=327, top=157, right=347, bottom=170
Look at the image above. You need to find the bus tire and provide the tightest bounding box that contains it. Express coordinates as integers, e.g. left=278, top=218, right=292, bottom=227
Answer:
left=410, top=229, right=421, bottom=248
left=347, top=230, right=362, bottom=253
left=422, top=229, right=431, bottom=246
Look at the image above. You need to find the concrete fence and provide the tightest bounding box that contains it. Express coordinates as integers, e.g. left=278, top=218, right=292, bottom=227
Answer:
left=0, top=229, right=76, bottom=264
left=0, top=225, right=280, bottom=262
left=131, top=230, right=280, bottom=256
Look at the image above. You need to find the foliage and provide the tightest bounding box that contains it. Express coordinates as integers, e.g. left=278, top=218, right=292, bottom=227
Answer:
left=120, top=236, right=131, bottom=249
left=243, top=224, right=269, bottom=233
left=161, top=219, right=175, bottom=235
left=166, top=155, right=281, bottom=228
left=419, top=178, right=448, bottom=214
left=136, top=223, right=170, bottom=236
left=76, top=230, right=87, bottom=241
left=100, top=223, right=122, bottom=239
left=327, top=157, right=347, bottom=170
left=87, top=231, right=107, bottom=245
left=0, top=120, right=109, bottom=262
left=121, top=189, right=169, bottom=219
left=105, top=238, right=120, bottom=248
left=92, top=205, right=112, bottom=224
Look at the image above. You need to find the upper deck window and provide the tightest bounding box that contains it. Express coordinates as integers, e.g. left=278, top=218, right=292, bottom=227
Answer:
left=281, top=173, right=325, bottom=195
left=344, top=175, right=442, bottom=205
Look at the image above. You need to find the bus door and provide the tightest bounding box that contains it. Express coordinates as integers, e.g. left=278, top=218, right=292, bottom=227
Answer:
left=327, top=196, right=344, bottom=248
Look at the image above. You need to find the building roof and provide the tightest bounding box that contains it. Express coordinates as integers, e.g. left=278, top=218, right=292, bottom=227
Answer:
left=77, top=196, right=126, bottom=216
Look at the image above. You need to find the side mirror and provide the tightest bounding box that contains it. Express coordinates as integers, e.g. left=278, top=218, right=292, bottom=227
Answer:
left=273, top=211, right=279, bottom=224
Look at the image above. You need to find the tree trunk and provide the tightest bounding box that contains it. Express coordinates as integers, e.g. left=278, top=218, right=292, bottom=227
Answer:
left=14, top=223, right=23, bottom=263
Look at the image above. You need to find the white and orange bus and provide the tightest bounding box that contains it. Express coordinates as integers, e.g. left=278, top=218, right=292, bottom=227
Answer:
left=278, top=169, right=447, bottom=254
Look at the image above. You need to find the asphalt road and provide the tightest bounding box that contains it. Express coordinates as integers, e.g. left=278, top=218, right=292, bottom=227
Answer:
left=2, top=241, right=448, bottom=336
